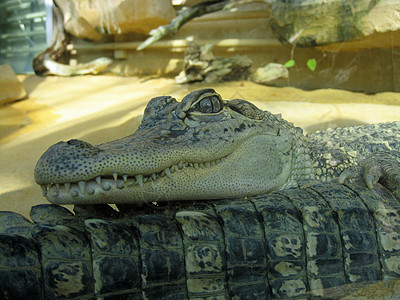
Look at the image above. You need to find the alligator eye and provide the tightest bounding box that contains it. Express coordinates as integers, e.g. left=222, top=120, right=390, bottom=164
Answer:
left=195, top=96, right=222, bottom=113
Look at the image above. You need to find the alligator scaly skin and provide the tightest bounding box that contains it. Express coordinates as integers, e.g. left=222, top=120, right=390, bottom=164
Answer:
left=1, top=181, right=400, bottom=299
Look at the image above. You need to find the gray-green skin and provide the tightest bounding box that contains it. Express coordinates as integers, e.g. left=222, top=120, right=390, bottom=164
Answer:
left=3, top=89, right=400, bottom=299
left=1, top=180, right=400, bottom=299
left=34, top=88, right=400, bottom=205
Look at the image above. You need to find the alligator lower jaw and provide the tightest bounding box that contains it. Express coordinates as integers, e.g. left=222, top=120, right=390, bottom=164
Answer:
left=41, top=158, right=226, bottom=204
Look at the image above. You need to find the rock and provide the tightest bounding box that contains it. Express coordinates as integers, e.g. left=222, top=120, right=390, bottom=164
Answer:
left=250, top=63, right=288, bottom=85
left=319, top=0, right=400, bottom=51
left=270, top=0, right=377, bottom=46
left=0, top=64, right=27, bottom=105
left=54, top=0, right=176, bottom=41
left=307, top=278, right=400, bottom=299
left=342, top=279, right=400, bottom=299
left=175, top=42, right=252, bottom=84
left=360, top=0, right=400, bottom=35
left=270, top=0, right=400, bottom=52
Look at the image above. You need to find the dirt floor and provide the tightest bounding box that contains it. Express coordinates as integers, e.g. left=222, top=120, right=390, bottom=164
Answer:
left=1, top=75, right=400, bottom=217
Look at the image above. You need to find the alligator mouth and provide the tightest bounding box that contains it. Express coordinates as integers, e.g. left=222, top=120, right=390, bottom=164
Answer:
left=41, top=157, right=226, bottom=200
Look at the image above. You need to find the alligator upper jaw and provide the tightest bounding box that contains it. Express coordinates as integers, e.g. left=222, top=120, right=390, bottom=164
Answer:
left=40, top=158, right=223, bottom=204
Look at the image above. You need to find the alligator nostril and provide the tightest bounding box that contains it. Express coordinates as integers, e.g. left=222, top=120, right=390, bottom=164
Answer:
left=66, top=139, right=96, bottom=150
left=67, top=139, right=81, bottom=145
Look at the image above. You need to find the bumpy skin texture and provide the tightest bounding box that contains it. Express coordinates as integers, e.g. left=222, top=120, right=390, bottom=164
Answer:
left=1, top=181, right=400, bottom=299
left=34, top=89, right=400, bottom=205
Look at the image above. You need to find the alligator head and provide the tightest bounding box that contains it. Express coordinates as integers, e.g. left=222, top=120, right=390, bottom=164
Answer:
left=34, top=89, right=312, bottom=204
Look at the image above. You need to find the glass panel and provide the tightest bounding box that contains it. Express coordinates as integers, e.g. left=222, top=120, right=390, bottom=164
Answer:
left=0, top=0, right=47, bottom=73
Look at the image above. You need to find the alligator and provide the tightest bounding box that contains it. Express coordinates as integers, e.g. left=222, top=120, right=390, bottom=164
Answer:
left=34, top=88, right=400, bottom=205
left=2, top=88, right=400, bottom=299
left=1, top=180, right=400, bottom=299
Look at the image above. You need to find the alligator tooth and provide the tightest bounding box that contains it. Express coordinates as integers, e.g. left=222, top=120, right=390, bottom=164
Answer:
left=193, top=163, right=199, bottom=169
left=136, top=175, right=143, bottom=187
left=122, top=174, right=128, bottom=182
left=87, top=188, right=95, bottom=195
left=41, top=185, right=47, bottom=196
left=117, top=182, right=124, bottom=189
left=151, top=173, right=157, bottom=181
left=64, top=183, right=71, bottom=192
left=205, top=162, right=211, bottom=168
left=127, top=181, right=134, bottom=187
left=165, top=168, right=173, bottom=180
left=198, top=163, right=205, bottom=168
left=143, top=177, right=148, bottom=183
left=71, top=191, right=78, bottom=197
left=210, top=160, right=216, bottom=166
left=178, top=161, right=184, bottom=169
left=102, top=182, right=111, bottom=191
left=78, top=181, right=86, bottom=194
left=56, top=183, right=60, bottom=190
left=113, top=172, right=118, bottom=181
left=95, top=176, right=102, bottom=185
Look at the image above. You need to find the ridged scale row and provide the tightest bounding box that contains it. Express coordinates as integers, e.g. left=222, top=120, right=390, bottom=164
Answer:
left=1, top=181, right=400, bottom=299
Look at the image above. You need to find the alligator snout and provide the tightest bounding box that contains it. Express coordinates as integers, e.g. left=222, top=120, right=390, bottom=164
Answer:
left=34, top=139, right=103, bottom=184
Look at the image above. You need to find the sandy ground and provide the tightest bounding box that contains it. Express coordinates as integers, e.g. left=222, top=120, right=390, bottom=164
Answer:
left=1, top=75, right=400, bottom=217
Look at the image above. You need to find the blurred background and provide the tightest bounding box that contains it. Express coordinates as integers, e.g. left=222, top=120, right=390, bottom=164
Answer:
left=0, top=0, right=399, bottom=215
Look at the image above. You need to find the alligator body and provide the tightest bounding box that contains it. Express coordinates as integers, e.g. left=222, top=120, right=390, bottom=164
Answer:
left=34, top=89, right=400, bottom=205
left=8, top=88, right=399, bottom=298
left=1, top=181, right=400, bottom=299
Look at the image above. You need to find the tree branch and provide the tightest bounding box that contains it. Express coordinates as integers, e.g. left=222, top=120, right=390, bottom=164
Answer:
left=137, top=0, right=231, bottom=51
